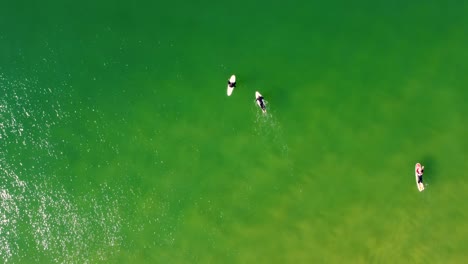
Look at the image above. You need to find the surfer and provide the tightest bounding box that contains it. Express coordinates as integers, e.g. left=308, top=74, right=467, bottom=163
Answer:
left=415, top=163, right=425, bottom=192
left=255, top=91, right=267, bottom=113
left=227, top=77, right=236, bottom=88
left=416, top=164, right=424, bottom=184
left=227, top=75, right=236, bottom=96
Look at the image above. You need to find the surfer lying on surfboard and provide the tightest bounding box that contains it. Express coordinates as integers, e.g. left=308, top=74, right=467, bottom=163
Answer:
left=416, top=164, right=424, bottom=184
left=415, top=163, right=425, bottom=191
left=228, top=76, right=236, bottom=88
left=227, top=75, right=236, bottom=96
left=255, top=91, right=267, bottom=114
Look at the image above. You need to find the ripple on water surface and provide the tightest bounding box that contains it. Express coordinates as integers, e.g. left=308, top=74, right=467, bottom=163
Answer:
left=0, top=75, right=123, bottom=263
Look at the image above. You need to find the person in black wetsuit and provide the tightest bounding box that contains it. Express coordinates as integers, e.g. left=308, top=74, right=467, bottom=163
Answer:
left=228, top=79, right=236, bottom=88
left=416, top=165, right=424, bottom=184
left=256, top=95, right=266, bottom=113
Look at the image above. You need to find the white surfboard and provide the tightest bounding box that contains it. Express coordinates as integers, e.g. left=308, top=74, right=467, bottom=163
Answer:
left=255, top=91, right=267, bottom=113
left=415, top=163, right=424, bottom=192
left=227, top=75, right=236, bottom=96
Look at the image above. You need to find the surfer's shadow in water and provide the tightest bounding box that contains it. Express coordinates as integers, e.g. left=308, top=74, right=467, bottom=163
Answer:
left=421, top=155, right=437, bottom=186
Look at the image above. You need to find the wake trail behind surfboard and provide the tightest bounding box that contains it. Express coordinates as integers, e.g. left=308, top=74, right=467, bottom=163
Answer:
left=253, top=102, right=289, bottom=158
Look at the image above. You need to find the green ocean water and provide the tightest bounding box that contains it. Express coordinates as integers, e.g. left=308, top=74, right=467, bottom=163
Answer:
left=1, top=0, right=467, bottom=263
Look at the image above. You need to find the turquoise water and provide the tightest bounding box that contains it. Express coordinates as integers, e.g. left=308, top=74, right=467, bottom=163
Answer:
left=1, top=1, right=467, bottom=263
